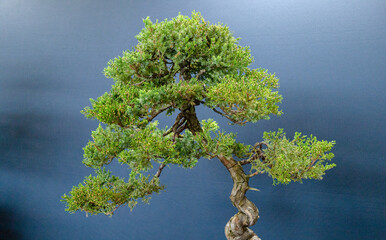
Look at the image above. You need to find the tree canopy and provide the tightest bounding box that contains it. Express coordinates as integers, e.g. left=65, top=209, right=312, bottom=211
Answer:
left=62, top=11, right=335, bottom=239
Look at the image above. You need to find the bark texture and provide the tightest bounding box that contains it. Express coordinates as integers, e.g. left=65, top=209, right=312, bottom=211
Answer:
left=219, top=155, right=261, bottom=240
left=181, top=106, right=260, bottom=239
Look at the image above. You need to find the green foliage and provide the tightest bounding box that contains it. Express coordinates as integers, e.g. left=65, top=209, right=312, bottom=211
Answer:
left=104, top=11, right=252, bottom=86
left=81, top=82, right=164, bottom=127
left=82, top=11, right=282, bottom=129
left=117, top=121, right=200, bottom=170
left=82, top=124, right=129, bottom=168
left=63, top=11, right=336, bottom=217
left=251, top=129, right=335, bottom=185
left=205, top=68, right=282, bottom=124
left=61, top=168, right=163, bottom=216
left=83, top=121, right=200, bottom=170
left=194, top=119, right=251, bottom=159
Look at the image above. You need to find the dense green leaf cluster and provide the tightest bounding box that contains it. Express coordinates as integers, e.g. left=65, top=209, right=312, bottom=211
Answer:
left=205, top=69, right=282, bottom=124
left=82, top=80, right=208, bottom=127
left=83, top=122, right=200, bottom=170
left=82, top=124, right=128, bottom=168
left=117, top=121, right=200, bottom=169
left=66, top=120, right=202, bottom=215
left=194, top=119, right=251, bottom=159
left=62, top=168, right=163, bottom=216
left=82, top=83, right=144, bottom=127
left=104, top=11, right=252, bottom=86
left=252, top=129, right=336, bottom=185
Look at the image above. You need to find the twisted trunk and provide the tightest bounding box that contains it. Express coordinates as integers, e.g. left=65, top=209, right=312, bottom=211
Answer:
left=182, top=106, right=260, bottom=239
left=218, top=155, right=261, bottom=240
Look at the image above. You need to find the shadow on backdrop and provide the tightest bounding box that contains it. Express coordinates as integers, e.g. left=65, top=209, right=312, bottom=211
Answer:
left=0, top=206, right=24, bottom=240
left=0, top=112, right=57, bottom=175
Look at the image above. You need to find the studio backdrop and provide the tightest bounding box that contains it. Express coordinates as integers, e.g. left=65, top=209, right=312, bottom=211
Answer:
left=0, top=1, right=385, bottom=239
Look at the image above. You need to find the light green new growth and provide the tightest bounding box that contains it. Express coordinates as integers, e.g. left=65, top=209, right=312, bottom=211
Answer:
left=62, top=168, right=163, bottom=216
left=62, top=12, right=335, bottom=237
left=252, top=129, right=336, bottom=185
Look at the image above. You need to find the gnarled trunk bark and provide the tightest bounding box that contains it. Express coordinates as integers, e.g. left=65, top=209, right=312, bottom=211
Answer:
left=219, top=155, right=261, bottom=240
left=182, top=107, right=260, bottom=239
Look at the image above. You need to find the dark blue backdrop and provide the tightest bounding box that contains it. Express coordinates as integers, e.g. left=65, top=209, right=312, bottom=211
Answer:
left=1, top=0, right=385, bottom=239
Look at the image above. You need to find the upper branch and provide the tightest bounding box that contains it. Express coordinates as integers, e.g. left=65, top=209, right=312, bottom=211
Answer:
left=146, top=105, right=172, bottom=122
left=211, top=107, right=245, bottom=125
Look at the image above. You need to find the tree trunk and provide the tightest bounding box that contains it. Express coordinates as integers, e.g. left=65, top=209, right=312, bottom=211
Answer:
left=182, top=105, right=202, bottom=135
left=218, top=155, right=261, bottom=240
left=181, top=107, right=261, bottom=239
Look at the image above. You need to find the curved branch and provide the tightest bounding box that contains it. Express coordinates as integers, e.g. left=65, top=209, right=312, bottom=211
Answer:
left=154, top=163, right=166, bottom=178
left=239, top=142, right=267, bottom=167
left=146, top=105, right=172, bottom=122
left=254, top=142, right=267, bottom=149
left=247, top=171, right=259, bottom=178
left=210, top=107, right=245, bottom=125
left=175, top=122, right=187, bottom=135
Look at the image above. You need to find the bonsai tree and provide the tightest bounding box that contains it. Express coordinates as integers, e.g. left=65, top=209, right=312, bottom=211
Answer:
left=62, top=12, right=335, bottom=240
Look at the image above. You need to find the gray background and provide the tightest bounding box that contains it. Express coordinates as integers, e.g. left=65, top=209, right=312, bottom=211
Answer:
left=1, top=0, right=385, bottom=239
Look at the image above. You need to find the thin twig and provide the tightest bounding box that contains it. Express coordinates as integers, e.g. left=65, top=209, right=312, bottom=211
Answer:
left=211, top=107, right=241, bottom=124
left=162, top=128, right=173, bottom=137
left=247, top=171, right=259, bottom=178
left=130, top=78, right=148, bottom=87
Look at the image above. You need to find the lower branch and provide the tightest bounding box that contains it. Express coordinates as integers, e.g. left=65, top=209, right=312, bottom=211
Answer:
left=154, top=163, right=166, bottom=178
